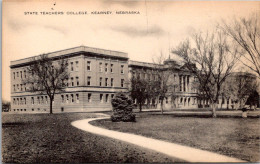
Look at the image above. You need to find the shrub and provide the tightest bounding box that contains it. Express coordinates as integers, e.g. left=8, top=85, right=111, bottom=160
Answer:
left=111, top=92, right=136, bottom=122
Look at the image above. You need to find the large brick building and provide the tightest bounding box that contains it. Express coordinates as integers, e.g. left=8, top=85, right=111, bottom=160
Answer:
left=11, top=46, right=251, bottom=113
left=10, top=46, right=128, bottom=113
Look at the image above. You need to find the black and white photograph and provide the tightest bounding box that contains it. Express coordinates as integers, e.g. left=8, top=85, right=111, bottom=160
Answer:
left=2, top=0, right=260, bottom=163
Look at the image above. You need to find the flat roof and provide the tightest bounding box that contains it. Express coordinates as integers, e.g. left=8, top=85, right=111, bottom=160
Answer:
left=10, top=46, right=128, bottom=67
left=129, top=60, right=161, bottom=68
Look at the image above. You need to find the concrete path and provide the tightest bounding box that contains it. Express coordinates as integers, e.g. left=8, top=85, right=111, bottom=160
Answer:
left=71, top=115, right=246, bottom=163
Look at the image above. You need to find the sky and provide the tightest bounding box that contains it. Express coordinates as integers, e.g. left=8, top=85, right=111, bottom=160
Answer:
left=2, top=0, right=260, bottom=101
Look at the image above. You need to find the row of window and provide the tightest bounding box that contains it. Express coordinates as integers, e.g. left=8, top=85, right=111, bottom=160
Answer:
left=12, top=108, right=46, bottom=112
left=61, top=94, right=79, bottom=103
left=13, top=96, right=49, bottom=105
left=71, top=61, right=125, bottom=74
left=70, top=61, right=79, bottom=71
left=13, top=93, right=117, bottom=105
left=13, top=84, right=27, bottom=92
left=13, top=70, right=27, bottom=80
left=13, top=97, right=27, bottom=105
left=100, top=93, right=114, bottom=103
left=65, top=77, right=80, bottom=87
left=132, top=72, right=158, bottom=81
left=65, top=77, right=124, bottom=87
left=60, top=93, right=115, bottom=103
left=13, top=78, right=125, bottom=92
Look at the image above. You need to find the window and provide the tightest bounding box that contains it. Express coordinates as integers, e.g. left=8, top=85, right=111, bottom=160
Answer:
left=105, top=63, right=108, bottom=72
left=76, top=94, right=79, bottom=103
left=105, top=78, right=108, bottom=87
left=99, top=62, right=102, bottom=72
left=111, top=78, right=114, bottom=87
left=20, top=84, right=23, bottom=91
left=24, top=84, right=27, bottom=91
left=24, top=98, right=26, bottom=105
left=17, top=98, right=19, bottom=105
left=20, top=98, right=23, bottom=105
left=71, top=94, right=74, bottom=103
left=61, top=95, right=64, bottom=103
left=17, top=84, right=19, bottom=91
left=13, top=72, right=15, bottom=79
left=106, top=94, right=109, bottom=103
left=66, top=78, right=69, bottom=87
left=37, top=97, right=40, bottom=104
left=121, top=79, right=124, bottom=87
left=111, top=64, right=113, bottom=73
left=179, top=76, right=182, bottom=92
left=13, top=85, right=16, bottom=92
left=71, top=77, right=74, bottom=86
left=17, top=72, right=19, bottom=77
left=137, top=73, right=140, bottom=79
left=75, top=61, right=79, bottom=71
left=61, top=107, right=64, bottom=112
left=13, top=98, right=16, bottom=105
left=31, top=97, right=34, bottom=105
left=100, top=77, right=102, bottom=86
left=45, top=96, right=48, bottom=104
left=87, top=61, right=91, bottom=71
left=32, top=108, right=34, bottom=111
left=87, top=76, right=91, bottom=86
left=41, top=96, right=44, bottom=104
left=20, top=71, right=22, bottom=79
left=100, top=94, right=103, bottom=103
left=121, top=65, right=124, bottom=74
left=24, top=70, right=26, bottom=78
left=88, top=93, right=92, bottom=102
left=71, top=62, right=74, bottom=71
left=66, top=94, right=69, bottom=103
left=111, top=94, right=114, bottom=99
left=76, top=77, right=79, bottom=86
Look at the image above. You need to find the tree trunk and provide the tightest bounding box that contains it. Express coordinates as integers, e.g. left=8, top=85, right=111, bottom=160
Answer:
left=50, top=98, right=53, bottom=114
left=234, top=103, right=239, bottom=110
left=161, top=100, right=164, bottom=114
left=139, top=103, right=142, bottom=112
left=211, top=103, right=217, bottom=118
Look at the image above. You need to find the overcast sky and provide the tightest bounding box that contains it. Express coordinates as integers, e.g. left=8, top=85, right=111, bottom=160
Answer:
left=2, top=0, right=260, bottom=101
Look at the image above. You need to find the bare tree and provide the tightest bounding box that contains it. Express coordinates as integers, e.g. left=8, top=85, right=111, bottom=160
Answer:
left=221, top=13, right=260, bottom=78
left=152, top=52, right=174, bottom=114
left=173, top=30, right=240, bottom=117
left=221, top=72, right=258, bottom=110
left=24, top=54, right=69, bottom=114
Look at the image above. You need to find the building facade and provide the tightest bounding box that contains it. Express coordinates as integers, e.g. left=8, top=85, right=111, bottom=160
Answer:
left=10, top=46, right=128, bottom=113
left=11, top=46, right=254, bottom=113
left=128, top=60, right=198, bottom=110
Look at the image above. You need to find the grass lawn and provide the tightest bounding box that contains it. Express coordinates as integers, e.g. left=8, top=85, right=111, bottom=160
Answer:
left=91, top=112, right=260, bottom=162
left=2, top=113, right=181, bottom=163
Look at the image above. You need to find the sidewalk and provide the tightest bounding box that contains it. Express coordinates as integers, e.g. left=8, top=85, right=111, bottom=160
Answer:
left=71, top=115, right=246, bottom=162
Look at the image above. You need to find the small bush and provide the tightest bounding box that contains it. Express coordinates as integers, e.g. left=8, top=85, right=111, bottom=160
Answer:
left=111, top=92, right=136, bottom=122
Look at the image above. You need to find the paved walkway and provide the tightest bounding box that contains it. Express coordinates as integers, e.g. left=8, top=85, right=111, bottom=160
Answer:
left=71, top=115, right=246, bottom=163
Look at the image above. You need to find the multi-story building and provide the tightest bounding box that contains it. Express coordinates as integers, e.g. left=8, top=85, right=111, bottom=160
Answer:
left=10, top=46, right=128, bottom=113
left=128, top=59, right=198, bottom=110
left=11, top=46, right=256, bottom=113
